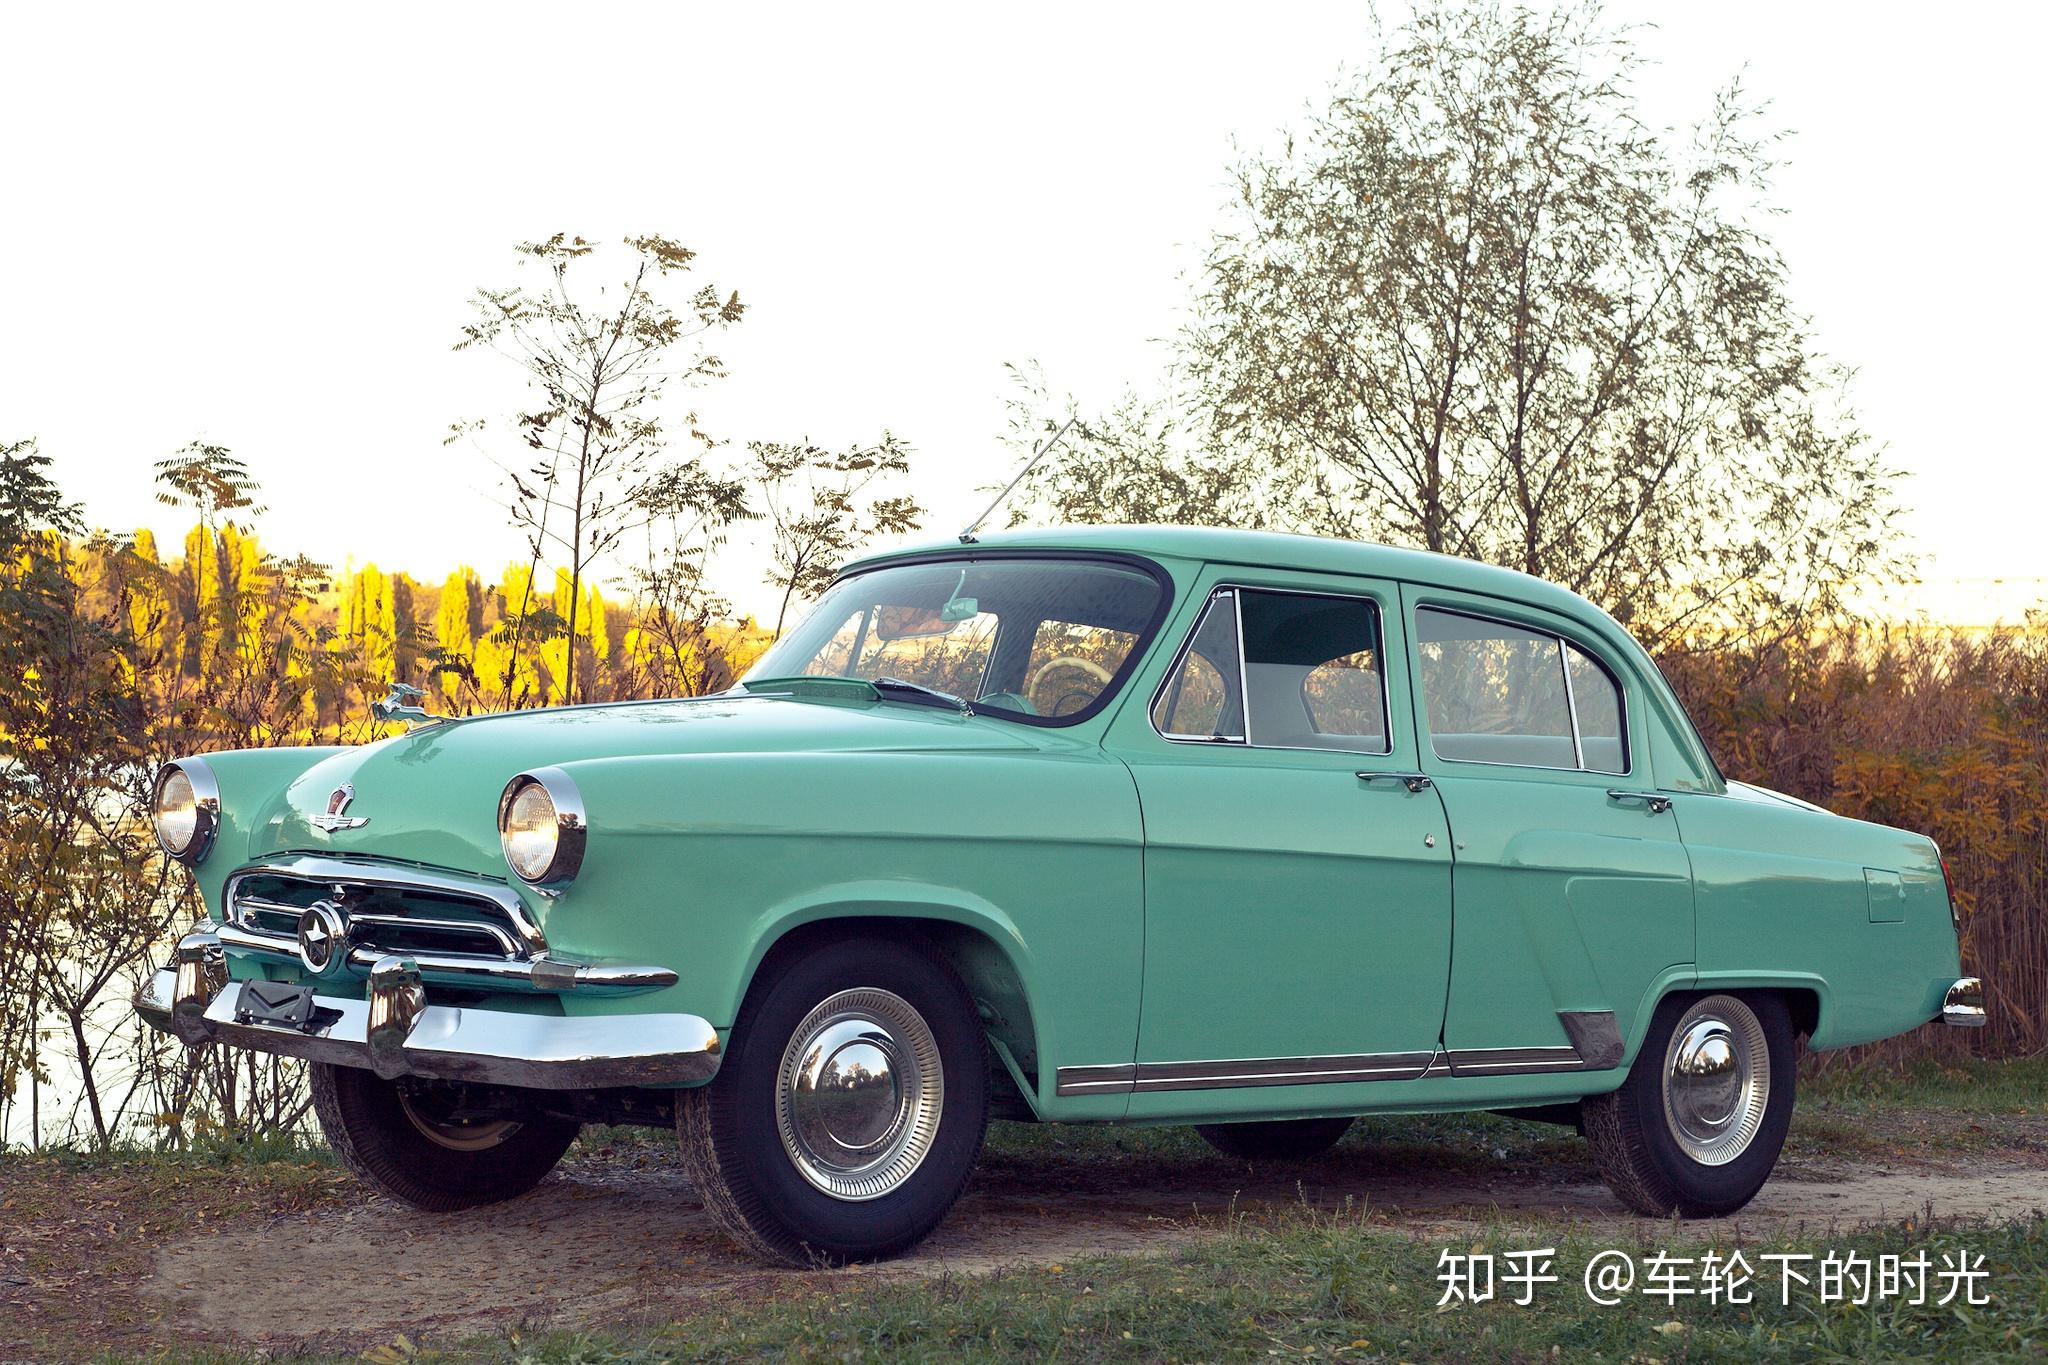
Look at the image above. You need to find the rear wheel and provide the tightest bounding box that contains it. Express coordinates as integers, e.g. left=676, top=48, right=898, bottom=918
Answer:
left=1196, top=1116, right=1354, bottom=1160
left=677, top=935, right=990, bottom=1265
left=1583, top=992, right=1795, bottom=1217
left=309, top=1064, right=580, bottom=1211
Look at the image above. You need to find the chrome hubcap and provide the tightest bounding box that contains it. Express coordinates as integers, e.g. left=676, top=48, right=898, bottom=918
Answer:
left=776, top=987, right=943, bottom=1200
left=1662, top=995, right=1769, bottom=1166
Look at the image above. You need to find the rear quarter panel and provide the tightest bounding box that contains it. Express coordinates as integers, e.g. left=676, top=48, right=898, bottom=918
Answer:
left=1674, top=787, right=1958, bottom=1049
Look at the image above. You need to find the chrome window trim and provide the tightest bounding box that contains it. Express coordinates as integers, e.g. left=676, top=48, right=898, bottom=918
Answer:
left=1150, top=589, right=1246, bottom=743
left=1558, top=636, right=1586, bottom=770
left=1413, top=604, right=1633, bottom=778
left=1149, top=583, right=1395, bottom=759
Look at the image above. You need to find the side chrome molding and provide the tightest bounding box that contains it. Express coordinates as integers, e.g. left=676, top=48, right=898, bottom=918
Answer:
left=1054, top=1051, right=1435, bottom=1097
left=1055, top=1012, right=1627, bottom=1098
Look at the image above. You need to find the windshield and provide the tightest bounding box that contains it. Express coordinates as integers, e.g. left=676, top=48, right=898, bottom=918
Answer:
left=745, top=556, right=1168, bottom=724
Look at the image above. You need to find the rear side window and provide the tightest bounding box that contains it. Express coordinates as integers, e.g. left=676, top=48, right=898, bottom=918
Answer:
left=1152, top=588, right=1390, bottom=755
left=1415, top=608, right=1628, bottom=774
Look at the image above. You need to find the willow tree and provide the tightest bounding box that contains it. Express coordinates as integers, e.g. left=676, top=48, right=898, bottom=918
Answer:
left=1030, top=2, right=1901, bottom=649
left=457, top=235, right=744, bottom=704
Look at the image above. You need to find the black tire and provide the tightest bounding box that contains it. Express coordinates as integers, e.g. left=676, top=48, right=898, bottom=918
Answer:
left=677, top=934, right=989, bottom=1266
left=1196, top=1117, right=1354, bottom=1160
left=1583, top=992, right=1795, bottom=1218
left=310, top=1064, right=580, bottom=1211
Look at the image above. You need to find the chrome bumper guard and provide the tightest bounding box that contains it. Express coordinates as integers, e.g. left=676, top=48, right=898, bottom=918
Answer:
left=1941, top=977, right=1986, bottom=1028
left=135, top=930, right=722, bottom=1089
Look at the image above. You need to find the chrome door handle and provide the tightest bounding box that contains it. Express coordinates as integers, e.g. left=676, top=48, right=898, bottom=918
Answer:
left=1607, top=789, right=1673, bottom=814
left=1359, top=772, right=1432, bottom=793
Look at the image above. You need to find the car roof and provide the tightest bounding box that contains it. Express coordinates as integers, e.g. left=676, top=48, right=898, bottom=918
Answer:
left=846, top=524, right=1602, bottom=623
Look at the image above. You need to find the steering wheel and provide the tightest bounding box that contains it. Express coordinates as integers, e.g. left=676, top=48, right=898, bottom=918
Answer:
left=1028, top=655, right=1115, bottom=717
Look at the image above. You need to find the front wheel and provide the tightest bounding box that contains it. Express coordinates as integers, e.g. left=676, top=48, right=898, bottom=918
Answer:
left=1582, top=992, right=1795, bottom=1218
left=310, top=1065, right=580, bottom=1211
left=677, top=935, right=990, bottom=1265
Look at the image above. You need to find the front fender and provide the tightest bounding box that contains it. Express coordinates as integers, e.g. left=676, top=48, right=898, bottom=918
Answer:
left=537, top=748, right=1147, bottom=1114
left=178, top=746, right=347, bottom=914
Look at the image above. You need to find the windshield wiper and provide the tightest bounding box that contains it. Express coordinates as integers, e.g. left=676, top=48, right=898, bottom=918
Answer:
left=744, top=674, right=970, bottom=715
left=871, top=677, right=971, bottom=714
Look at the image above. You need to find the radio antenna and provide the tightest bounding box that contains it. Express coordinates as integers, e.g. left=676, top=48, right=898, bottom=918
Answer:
left=959, top=416, right=1078, bottom=544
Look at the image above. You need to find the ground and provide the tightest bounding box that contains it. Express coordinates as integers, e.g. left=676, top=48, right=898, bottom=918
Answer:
left=3, top=1057, right=2045, bottom=1361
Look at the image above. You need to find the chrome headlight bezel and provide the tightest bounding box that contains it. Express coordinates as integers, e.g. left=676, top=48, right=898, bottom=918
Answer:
left=497, top=767, right=587, bottom=886
left=152, top=757, right=221, bottom=865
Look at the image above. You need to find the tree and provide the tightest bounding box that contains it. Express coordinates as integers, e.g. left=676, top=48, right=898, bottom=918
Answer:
left=457, top=234, right=745, bottom=705
left=1027, top=1, right=1902, bottom=650
left=753, top=436, right=922, bottom=639
left=998, top=363, right=1260, bottom=531
left=0, top=439, right=165, bottom=1147
left=626, top=454, right=755, bottom=696
left=153, top=441, right=263, bottom=668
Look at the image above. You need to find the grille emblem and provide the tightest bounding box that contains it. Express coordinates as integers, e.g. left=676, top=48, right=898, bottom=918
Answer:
left=296, top=901, right=348, bottom=974
left=310, top=783, right=369, bottom=832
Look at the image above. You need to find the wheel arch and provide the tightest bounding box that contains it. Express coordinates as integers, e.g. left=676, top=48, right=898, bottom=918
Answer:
left=1631, top=972, right=1826, bottom=1057
left=733, top=889, right=1046, bottom=1113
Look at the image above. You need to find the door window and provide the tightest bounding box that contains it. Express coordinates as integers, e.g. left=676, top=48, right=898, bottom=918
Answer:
left=1415, top=608, right=1628, bottom=774
left=1153, top=588, right=1390, bottom=755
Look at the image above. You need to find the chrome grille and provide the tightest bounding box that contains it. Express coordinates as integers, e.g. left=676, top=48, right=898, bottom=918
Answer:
left=226, top=858, right=545, bottom=967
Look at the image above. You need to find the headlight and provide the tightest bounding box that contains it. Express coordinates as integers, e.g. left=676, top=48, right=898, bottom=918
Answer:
left=152, top=758, right=221, bottom=865
left=497, top=768, right=587, bottom=885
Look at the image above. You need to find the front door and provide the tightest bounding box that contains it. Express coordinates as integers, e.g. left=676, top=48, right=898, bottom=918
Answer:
left=1103, top=572, right=1454, bottom=1113
left=1401, top=587, right=1695, bottom=1075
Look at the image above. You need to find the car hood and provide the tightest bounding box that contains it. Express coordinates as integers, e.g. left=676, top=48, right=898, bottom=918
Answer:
left=246, top=692, right=1035, bottom=874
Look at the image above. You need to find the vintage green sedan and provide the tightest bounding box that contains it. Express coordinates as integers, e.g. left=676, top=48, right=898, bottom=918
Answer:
left=136, top=526, right=1981, bottom=1263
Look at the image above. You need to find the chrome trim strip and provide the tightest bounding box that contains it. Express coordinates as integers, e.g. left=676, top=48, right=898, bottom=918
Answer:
left=1054, top=1039, right=1602, bottom=1097
left=1942, top=977, right=1986, bottom=1027
left=1053, top=1063, right=1138, bottom=1096
left=1445, top=1046, right=1585, bottom=1076
left=1055, top=1050, right=1434, bottom=1097
left=136, top=952, right=718, bottom=1090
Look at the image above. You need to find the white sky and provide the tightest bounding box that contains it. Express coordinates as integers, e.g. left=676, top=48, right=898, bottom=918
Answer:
left=4, top=2, right=2044, bottom=624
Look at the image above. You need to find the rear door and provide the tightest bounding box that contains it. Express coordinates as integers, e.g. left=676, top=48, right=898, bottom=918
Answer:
left=1099, top=568, right=1454, bottom=1113
left=1401, top=586, right=1695, bottom=1076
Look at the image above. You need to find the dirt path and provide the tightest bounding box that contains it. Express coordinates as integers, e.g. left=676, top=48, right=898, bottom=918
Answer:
left=141, top=1136, right=2048, bottom=1351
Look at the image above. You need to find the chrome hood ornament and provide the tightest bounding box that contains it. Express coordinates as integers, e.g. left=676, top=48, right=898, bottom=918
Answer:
left=371, top=681, right=441, bottom=728
left=309, top=782, right=369, bottom=833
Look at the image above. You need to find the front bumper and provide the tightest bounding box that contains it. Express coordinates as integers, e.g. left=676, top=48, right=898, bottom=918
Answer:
left=1941, top=977, right=1986, bottom=1028
left=135, top=930, right=722, bottom=1089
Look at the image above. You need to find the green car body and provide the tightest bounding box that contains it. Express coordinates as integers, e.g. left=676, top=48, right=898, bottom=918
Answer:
left=137, top=526, right=1980, bottom=1255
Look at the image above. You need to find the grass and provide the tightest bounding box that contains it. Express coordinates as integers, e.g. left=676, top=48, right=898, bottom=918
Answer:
left=1806, top=1052, right=2048, bottom=1116
left=472, top=1213, right=2048, bottom=1364
left=5, top=1055, right=2042, bottom=1362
